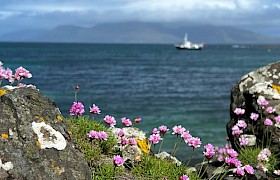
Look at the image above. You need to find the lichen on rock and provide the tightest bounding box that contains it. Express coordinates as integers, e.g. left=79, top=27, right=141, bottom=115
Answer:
left=32, top=121, right=67, bottom=150
left=0, top=85, right=91, bottom=179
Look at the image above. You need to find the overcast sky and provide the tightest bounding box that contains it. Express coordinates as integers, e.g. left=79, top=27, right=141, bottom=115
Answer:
left=1, top=0, right=280, bottom=35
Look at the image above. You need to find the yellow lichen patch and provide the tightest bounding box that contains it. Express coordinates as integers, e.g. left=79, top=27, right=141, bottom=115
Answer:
left=56, top=166, right=65, bottom=175
left=1, top=133, right=8, bottom=139
left=136, top=138, right=150, bottom=153
left=67, top=130, right=72, bottom=137
left=57, top=115, right=63, bottom=121
left=35, top=115, right=46, bottom=123
left=54, top=115, right=64, bottom=123
left=272, top=84, right=280, bottom=94
left=36, top=141, right=41, bottom=148
left=0, top=89, right=6, bottom=97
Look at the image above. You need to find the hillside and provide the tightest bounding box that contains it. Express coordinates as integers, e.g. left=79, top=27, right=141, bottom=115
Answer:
left=0, top=22, right=279, bottom=44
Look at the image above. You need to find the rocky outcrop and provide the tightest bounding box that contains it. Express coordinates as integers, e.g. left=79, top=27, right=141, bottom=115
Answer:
left=227, top=61, right=280, bottom=152
left=0, top=85, right=91, bottom=179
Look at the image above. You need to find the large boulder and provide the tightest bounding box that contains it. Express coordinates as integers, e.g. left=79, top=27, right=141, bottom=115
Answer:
left=227, top=61, right=280, bottom=152
left=0, top=85, right=91, bottom=179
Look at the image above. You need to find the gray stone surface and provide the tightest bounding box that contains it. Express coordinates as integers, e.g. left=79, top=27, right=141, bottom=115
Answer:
left=0, top=85, right=91, bottom=179
left=227, top=61, right=280, bottom=153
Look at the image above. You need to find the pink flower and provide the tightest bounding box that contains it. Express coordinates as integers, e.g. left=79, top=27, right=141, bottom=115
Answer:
left=250, top=113, right=259, bottom=121
left=239, top=137, right=249, bottom=146
left=117, top=129, right=125, bottom=137
left=262, top=148, right=271, bottom=156
left=237, top=120, right=247, bottom=129
left=264, top=118, right=273, bottom=126
left=257, top=96, right=268, bottom=106
left=98, top=131, right=108, bottom=140
left=236, top=167, right=245, bottom=176
left=266, top=106, right=275, bottom=114
left=230, top=158, right=242, bottom=168
left=113, top=155, right=124, bottom=166
left=121, top=117, right=132, bottom=127
left=204, top=143, right=215, bottom=159
left=227, top=148, right=238, bottom=158
left=158, top=125, right=169, bottom=134
left=70, top=102, right=85, bottom=116
left=4, top=68, right=14, bottom=83
left=88, top=130, right=99, bottom=139
left=244, top=165, right=254, bottom=174
left=187, top=137, right=201, bottom=148
left=121, top=137, right=128, bottom=145
left=89, top=104, right=101, bottom=114
left=181, top=131, right=192, bottom=142
left=234, top=108, right=245, bottom=115
left=104, top=115, right=116, bottom=127
left=134, top=117, right=142, bottom=123
left=14, top=66, right=32, bottom=81
left=149, top=134, right=162, bottom=144
left=129, top=137, right=137, bottom=146
left=217, top=155, right=224, bottom=161
left=232, top=125, right=243, bottom=136
left=179, top=174, right=189, bottom=180
left=274, top=115, right=280, bottom=123
left=152, top=128, right=159, bottom=134
left=172, top=125, right=186, bottom=135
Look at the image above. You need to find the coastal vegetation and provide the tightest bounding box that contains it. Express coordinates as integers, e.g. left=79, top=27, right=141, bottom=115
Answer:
left=1, top=61, right=280, bottom=179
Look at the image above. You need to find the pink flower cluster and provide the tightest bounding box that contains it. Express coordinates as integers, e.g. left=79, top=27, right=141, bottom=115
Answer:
left=256, top=148, right=271, bottom=172
left=159, top=125, right=169, bottom=135
left=216, top=144, right=254, bottom=176
left=121, top=117, right=132, bottom=127
left=234, top=108, right=245, bottom=115
left=149, top=133, right=162, bottom=144
left=179, top=174, right=189, bottom=180
left=239, top=137, right=249, bottom=146
left=89, top=104, right=101, bottom=114
left=171, top=125, right=201, bottom=148
left=204, top=143, right=215, bottom=159
left=172, top=125, right=186, bottom=135
left=88, top=130, right=108, bottom=140
left=104, top=115, right=116, bottom=127
left=70, top=102, right=85, bottom=116
left=0, top=62, right=32, bottom=84
left=231, top=119, right=247, bottom=136
left=113, top=155, right=124, bottom=167
left=257, top=96, right=269, bottom=106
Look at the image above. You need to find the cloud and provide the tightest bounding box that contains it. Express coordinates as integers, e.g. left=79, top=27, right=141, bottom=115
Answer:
left=0, top=0, right=280, bottom=34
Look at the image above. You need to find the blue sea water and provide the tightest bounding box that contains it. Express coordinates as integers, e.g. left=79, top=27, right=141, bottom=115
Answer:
left=1, top=42, right=279, bottom=162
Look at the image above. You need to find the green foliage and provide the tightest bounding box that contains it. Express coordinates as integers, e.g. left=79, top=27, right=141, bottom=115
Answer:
left=238, top=146, right=262, bottom=166
left=238, top=146, right=278, bottom=174
left=67, top=116, right=117, bottom=162
left=93, top=163, right=124, bottom=179
left=131, top=154, right=200, bottom=180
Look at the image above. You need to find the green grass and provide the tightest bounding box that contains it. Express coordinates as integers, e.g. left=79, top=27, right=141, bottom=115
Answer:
left=238, top=146, right=278, bottom=173
left=67, top=116, right=200, bottom=180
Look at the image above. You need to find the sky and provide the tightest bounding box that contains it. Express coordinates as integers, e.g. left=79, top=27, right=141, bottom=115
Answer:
left=1, top=0, right=280, bottom=36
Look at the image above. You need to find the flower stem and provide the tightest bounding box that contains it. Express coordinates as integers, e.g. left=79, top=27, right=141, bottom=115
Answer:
left=186, top=148, right=194, bottom=167
left=158, top=135, right=164, bottom=154
left=171, top=135, right=179, bottom=156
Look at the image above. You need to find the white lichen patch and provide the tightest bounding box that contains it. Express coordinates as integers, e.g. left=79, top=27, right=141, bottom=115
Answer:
left=249, top=82, right=280, bottom=99
left=32, top=122, right=66, bottom=150
left=0, top=159, right=13, bottom=171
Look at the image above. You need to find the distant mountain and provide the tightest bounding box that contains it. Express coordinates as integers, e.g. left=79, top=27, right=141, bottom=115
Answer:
left=0, top=22, right=279, bottom=44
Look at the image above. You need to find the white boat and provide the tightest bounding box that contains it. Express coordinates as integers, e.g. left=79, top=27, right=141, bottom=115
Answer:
left=175, top=33, right=204, bottom=50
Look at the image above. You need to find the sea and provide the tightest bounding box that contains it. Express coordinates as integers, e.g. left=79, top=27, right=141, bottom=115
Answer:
left=1, top=42, right=279, bottom=163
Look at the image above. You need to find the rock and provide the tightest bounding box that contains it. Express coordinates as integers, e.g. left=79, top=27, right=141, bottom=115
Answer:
left=154, top=151, right=182, bottom=166
left=111, top=127, right=147, bottom=162
left=227, top=61, right=280, bottom=153
left=0, top=85, right=91, bottom=179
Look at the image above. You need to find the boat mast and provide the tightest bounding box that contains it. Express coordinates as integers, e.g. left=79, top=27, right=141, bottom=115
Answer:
left=184, top=33, right=188, bottom=42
